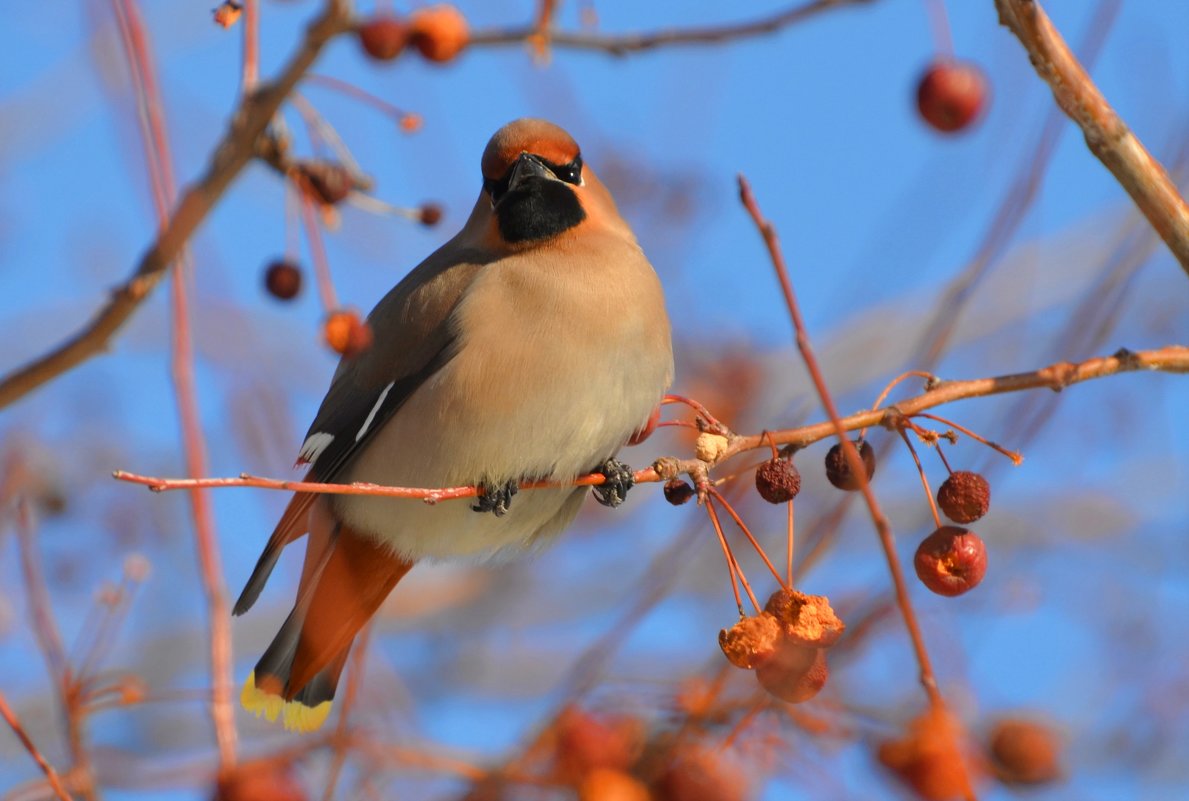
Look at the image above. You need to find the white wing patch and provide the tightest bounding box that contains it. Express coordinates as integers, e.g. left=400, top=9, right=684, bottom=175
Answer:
left=298, top=432, right=335, bottom=466
left=356, top=381, right=395, bottom=442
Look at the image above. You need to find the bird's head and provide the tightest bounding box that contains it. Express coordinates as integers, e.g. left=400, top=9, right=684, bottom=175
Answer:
left=476, top=119, right=623, bottom=247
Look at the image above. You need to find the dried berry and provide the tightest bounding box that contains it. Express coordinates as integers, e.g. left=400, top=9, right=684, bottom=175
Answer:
left=554, top=707, right=642, bottom=785
left=917, top=60, right=988, bottom=133
left=694, top=433, right=728, bottom=463
left=755, top=641, right=828, bottom=704
left=409, top=5, right=469, bottom=63
left=212, top=1, right=243, bottom=29
left=878, top=706, right=978, bottom=801
left=264, top=260, right=302, bottom=301
left=653, top=744, right=746, bottom=801
left=324, top=310, right=373, bottom=358
left=755, top=457, right=800, bottom=503
left=663, top=479, right=694, bottom=506
left=418, top=203, right=444, bottom=227
left=578, top=769, right=650, bottom=801
left=214, top=759, right=307, bottom=801
left=937, top=470, right=990, bottom=524
left=914, top=526, right=987, bottom=597
left=988, top=718, right=1061, bottom=785
left=763, top=588, right=844, bottom=648
left=358, top=15, right=408, bottom=61
left=718, top=613, right=781, bottom=669
left=823, top=439, right=876, bottom=491
left=296, top=161, right=357, bottom=206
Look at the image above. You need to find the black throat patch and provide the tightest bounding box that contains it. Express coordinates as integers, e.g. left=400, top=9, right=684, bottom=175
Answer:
left=496, top=179, right=586, bottom=244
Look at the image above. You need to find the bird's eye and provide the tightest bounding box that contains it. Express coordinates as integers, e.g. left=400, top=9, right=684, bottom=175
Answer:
left=553, top=155, right=583, bottom=185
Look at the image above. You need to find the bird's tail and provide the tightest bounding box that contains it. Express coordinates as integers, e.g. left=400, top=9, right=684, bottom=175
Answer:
left=241, top=504, right=413, bottom=733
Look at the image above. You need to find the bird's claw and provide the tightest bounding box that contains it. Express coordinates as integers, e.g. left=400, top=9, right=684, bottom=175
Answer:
left=473, top=479, right=518, bottom=516
left=593, top=458, right=634, bottom=508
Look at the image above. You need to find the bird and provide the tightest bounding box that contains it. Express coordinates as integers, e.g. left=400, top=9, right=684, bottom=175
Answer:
left=236, top=119, right=674, bottom=732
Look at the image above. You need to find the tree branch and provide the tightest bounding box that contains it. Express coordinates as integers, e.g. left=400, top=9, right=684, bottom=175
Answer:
left=0, top=1, right=353, bottom=410
left=995, top=0, right=1189, bottom=277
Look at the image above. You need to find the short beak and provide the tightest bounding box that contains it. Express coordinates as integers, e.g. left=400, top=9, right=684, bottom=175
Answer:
left=507, top=152, right=553, bottom=191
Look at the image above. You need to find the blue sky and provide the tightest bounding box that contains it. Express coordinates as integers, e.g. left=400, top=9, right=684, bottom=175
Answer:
left=2, top=1, right=1188, bottom=799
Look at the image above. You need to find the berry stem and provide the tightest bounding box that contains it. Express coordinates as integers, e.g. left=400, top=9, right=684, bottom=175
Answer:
left=708, top=487, right=787, bottom=590
left=705, top=497, right=761, bottom=615
left=304, top=73, right=421, bottom=130
left=861, top=370, right=937, bottom=440
left=663, top=394, right=728, bottom=434
left=898, top=429, right=943, bottom=529
left=924, top=0, right=955, bottom=58
left=299, top=195, right=340, bottom=313
left=786, top=499, right=796, bottom=587
left=916, top=412, right=1022, bottom=465
left=936, top=443, right=955, bottom=475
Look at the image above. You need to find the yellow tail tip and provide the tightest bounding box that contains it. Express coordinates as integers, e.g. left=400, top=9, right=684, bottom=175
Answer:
left=240, top=671, right=333, bottom=733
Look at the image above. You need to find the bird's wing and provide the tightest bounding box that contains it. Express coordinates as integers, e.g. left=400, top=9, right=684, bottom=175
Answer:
left=233, top=242, right=488, bottom=615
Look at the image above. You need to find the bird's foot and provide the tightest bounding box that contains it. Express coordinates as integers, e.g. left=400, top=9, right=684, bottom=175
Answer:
left=593, top=458, right=634, bottom=508
left=473, top=479, right=518, bottom=516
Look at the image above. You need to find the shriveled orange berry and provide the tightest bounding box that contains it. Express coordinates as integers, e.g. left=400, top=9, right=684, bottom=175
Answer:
left=755, top=641, right=828, bottom=704
left=937, top=470, right=990, bottom=524
left=264, top=259, right=302, bottom=301
left=718, top=613, right=781, bottom=669
left=878, top=706, right=978, bottom=801
left=917, top=60, right=988, bottom=133
left=988, top=718, right=1061, bottom=785
left=755, top=457, right=800, bottom=503
left=409, top=4, right=469, bottom=63
left=914, top=526, right=987, bottom=597
left=653, top=744, right=746, bottom=801
left=324, top=310, right=373, bottom=358
left=358, top=15, right=408, bottom=61
left=212, top=1, right=243, bottom=29
left=824, top=439, right=876, bottom=491
left=763, top=588, right=845, bottom=648
left=554, top=707, right=642, bottom=785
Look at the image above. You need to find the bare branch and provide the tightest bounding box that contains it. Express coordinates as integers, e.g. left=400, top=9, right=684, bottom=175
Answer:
left=0, top=1, right=354, bottom=410
left=995, top=0, right=1189, bottom=276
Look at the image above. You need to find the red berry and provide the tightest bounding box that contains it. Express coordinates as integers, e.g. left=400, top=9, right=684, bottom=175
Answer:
left=988, top=718, right=1062, bottom=785
left=937, top=470, right=991, bottom=524
left=824, top=439, right=876, bottom=491
left=755, top=642, right=828, bottom=704
left=264, top=260, right=302, bottom=301
left=755, top=458, right=800, bottom=503
left=409, top=5, right=469, bottom=63
left=662, top=479, right=694, bottom=506
left=917, top=60, right=987, bottom=133
left=914, top=526, right=987, bottom=597
left=323, top=310, right=373, bottom=358
left=653, top=744, right=747, bottom=801
left=878, top=707, right=978, bottom=801
left=358, top=15, right=408, bottom=61
left=418, top=203, right=444, bottom=227
left=717, top=613, right=781, bottom=670
left=553, top=707, right=642, bottom=785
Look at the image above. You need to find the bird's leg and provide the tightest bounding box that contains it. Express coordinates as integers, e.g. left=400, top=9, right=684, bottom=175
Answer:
left=473, top=479, right=518, bottom=516
left=592, top=458, right=634, bottom=508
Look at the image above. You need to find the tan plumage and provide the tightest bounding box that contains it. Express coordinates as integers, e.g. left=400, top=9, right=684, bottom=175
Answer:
left=237, top=119, right=673, bottom=731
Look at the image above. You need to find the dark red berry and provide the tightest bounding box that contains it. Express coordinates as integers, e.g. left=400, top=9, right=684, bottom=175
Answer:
left=988, top=718, right=1062, bottom=785
left=418, top=203, right=444, bottom=227
left=358, top=15, right=408, bottom=61
left=914, top=526, right=987, bottom=597
left=824, top=439, right=876, bottom=491
left=755, top=458, right=800, bottom=503
left=264, top=260, right=302, bottom=301
left=663, top=479, right=694, bottom=506
left=917, top=60, right=987, bottom=133
left=937, top=470, right=991, bottom=524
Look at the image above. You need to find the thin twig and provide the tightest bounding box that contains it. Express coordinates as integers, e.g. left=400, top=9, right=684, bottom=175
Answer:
left=0, top=690, right=74, bottom=801
left=0, top=0, right=354, bottom=409
left=469, top=0, right=875, bottom=55
left=996, top=0, right=1189, bottom=276
left=737, top=174, right=944, bottom=708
